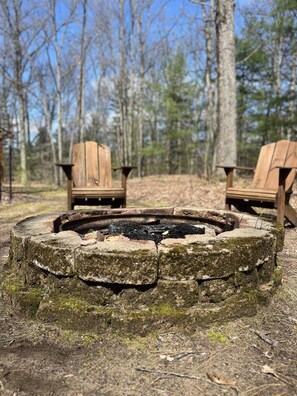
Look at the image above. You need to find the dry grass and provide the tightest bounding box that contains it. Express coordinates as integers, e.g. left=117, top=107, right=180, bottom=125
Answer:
left=0, top=174, right=296, bottom=396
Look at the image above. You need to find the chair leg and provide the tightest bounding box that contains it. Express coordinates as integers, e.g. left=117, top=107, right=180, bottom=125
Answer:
left=285, top=205, right=297, bottom=227
left=225, top=198, right=231, bottom=210
left=277, top=168, right=290, bottom=226
left=225, top=202, right=231, bottom=210
left=231, top=201, right=258, bottom=216
left=111, top=199, right=122, bottom=208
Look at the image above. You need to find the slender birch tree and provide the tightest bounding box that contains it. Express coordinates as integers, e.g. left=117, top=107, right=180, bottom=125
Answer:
left=0, top=0, right=45, bottom=184
left=216, top=0, right=237, bottom=169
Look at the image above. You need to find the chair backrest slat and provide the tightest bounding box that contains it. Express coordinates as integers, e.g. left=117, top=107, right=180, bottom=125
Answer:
left=73, top=143, right=86, bottom=187
left=72, top=142, right=113, bottom=188
left=85, top=141, right=99, bottom=187
left=265, top=140, right=290, bottom=190
left=252, top=143, right=275, bottom=189
left=252, top=140, right=297, bottom=192
left=284, top=141, right=297, bottom=191
left=98, top=144, right=112, bottom=187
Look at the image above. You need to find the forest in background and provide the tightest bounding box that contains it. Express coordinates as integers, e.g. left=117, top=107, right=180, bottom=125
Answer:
left=0, top=0, right=296, bottom=185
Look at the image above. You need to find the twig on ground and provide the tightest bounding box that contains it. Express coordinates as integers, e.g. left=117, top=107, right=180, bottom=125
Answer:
left=157, top=332, right=185, bottom=341
left=153, top=349, right=196, bottom=355
left=0, top=338, right=15, bottom=345
left=242, top=383, right=284, bottom=396
left=135, top=367, right=200, bottom=380
left=253, top=329, right=278, bottom=348
left=174, top=351, right=199, bottom=361
left=199, top=346, right=236, bottom=366
left=154, top=350, right=200, bottom=362
left=78, top=359, right=103, bottom=374
left=261, top=365, right=295, bottom=386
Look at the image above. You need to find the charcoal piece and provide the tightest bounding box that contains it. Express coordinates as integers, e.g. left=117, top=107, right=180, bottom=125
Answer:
left=108, top=221, right=205, bottom=243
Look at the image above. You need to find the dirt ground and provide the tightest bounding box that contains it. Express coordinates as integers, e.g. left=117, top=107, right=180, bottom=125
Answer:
left=0, top=175, right=296, bottom=396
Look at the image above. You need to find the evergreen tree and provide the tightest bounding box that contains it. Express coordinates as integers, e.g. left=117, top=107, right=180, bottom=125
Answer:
left=162, top=49, right=195, bottom=174
left=236, top=0, right=297, bottom=165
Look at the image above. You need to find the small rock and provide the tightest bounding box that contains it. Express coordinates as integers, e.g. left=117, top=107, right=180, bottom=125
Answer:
left=81, top=239, right=97, bottom=246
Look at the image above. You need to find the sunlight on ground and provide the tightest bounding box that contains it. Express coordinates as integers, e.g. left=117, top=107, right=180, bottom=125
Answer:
left=0, top=186, right=66, bottom=222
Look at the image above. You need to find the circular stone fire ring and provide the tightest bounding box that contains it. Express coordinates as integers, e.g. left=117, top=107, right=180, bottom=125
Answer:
left=3, top=207, right=284, bottom=335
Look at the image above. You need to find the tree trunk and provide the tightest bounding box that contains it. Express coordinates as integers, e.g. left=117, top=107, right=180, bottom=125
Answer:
left=215, top=0, right=237, bottom=170
left=135, top=0, right=145, bottom=177
left=118, top=0, right=126, bottom=165
left=287, top=51, right=296, bottom=141
left=202, top=0, right=216, bottom=178
left=56, top=51, right=63, bottom=184
left=50, top=0, right=63, bottom=184
left=40, top=84, right=58, bottom=185
left=17, top=89, right=28, bottom=185
left=77, top=0, right=87, bottom=143
left=13, top=1, right=28, bottom=184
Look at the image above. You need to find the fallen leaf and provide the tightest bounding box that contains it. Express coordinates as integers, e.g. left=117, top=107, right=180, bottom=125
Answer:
left=206, top=372, right=236, bottom=386
left=84, top=232, right=97, bottom=240
left=159, top=354, right=174, bottom=362
left=105, top=235, right=129, bottom=241
left=80, top=239, right=97, bottom=246
left=261, top=365, right=278, bottom=377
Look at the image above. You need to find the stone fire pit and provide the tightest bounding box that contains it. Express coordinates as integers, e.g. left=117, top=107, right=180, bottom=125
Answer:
left=3, top=207, right=283, bottom=335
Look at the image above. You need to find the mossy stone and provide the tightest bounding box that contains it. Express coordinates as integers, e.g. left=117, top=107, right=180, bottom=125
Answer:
left=118, top=280, right=199, bottom=308
left=1, top=273, right=42, bottom=318
left=36, top=296, right=114, bottom=333
left=235, top=269, right=259, bottom=291
left=199, top=276, right=236, bottom=303
left=75, top=240, right=158, bottom=285
left=27, top=231, right=81, bottom=276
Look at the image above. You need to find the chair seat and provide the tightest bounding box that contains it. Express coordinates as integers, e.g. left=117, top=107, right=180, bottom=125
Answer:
left=226, top=187, right=277, bottom=202
left=72, top=187, right=125, bottom=198
left=221, top=140, right=297, bottom=226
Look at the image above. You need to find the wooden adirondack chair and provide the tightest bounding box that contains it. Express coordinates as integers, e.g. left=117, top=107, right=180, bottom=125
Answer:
left=219, top=140, right=297, bottom=226
left=57, top=141, right=134, bottom=210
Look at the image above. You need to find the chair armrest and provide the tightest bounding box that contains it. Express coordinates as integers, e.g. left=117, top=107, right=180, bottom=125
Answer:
left=216, top=165, right=255, bottom=171
left=275, top=166, right=297, bottom=170
left=113, top=166, right=136, bottom=179
left=217, top=165, right=255, bottom=189
left=56, top=163, right=74, bottom=180
left=275, top=166, right=297, bottom=225
left=113, top=166, right=136, bottom=172
left=275, top=166, right=297, bottom=184
left=275, top=166, right=297, bottom=192
left=113, top=166, right=137, bottom=189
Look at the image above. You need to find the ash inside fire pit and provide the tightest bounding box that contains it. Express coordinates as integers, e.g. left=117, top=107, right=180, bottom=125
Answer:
left=108, top=221, right=205, bottom=243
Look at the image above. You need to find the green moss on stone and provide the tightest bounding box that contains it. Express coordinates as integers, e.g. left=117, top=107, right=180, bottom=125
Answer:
left=36, top=296, right=114, bottom=333
left=1, top=273, right=43, bottom=318
left=272, top=260, right=283, bottom=286
left=54, top=296, right=89, bottom=310
left=164, top=244, right=188, bottom=254
left=270, top=222, right=284, bottom=251
left=206, top=329, right=228, bottom=344
left=150, top=303, right=184, bottom=317
left=1, top=272, right=25, bottom=293
left=121, top=249, right=156, bottom=257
